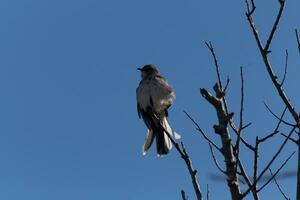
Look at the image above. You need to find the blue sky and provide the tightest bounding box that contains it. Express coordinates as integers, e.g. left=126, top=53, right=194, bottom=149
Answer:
left=0, top=0, right=299, bottom=199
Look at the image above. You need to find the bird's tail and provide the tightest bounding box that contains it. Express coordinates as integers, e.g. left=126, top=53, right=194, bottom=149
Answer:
left=142, top=117, right=173, bottom=156
left=156, top=117, right=173, bottom=155
left=142, top=129, right=155, bottom=156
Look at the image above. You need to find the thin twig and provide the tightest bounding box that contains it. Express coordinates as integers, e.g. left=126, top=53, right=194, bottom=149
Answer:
left=258, top=151, right=295, bottom=192
left=245, top=0, right=299, bottom=122
left=205, top=42, right=223, bottom=91
left=245, top=0, right=256, bottom=15
left=252, top=137, right=259, bottom=198
left=184, top=111, right=222, bottom=152
left=264, top=0, right=285, bottom=52
left=181, top=142, right=203, bottom=200
left=181, top=190, right=188, bottom=200
left=280, top=50, right=288, bottom=86
left=209, top=143, right=226, bottom=174
left=223, top=76, right=230, bottom=94
left=296, top=29, right=300, bottom=54
left=206, top=184, right=210, bottom=200
left=242, top=125, right=296, bottom=198
left=204, top=42, right=230, bottom=116
left=155, top=115, right=203, bottom=200
left=236, top=67, right=245, bottom=152
left=238, top=159, right=253, bottom=188
left=258, top=106, right=288, bottom=143
left=269, top=169, right=290, bottom=200
left=230, top=122, right=255, bottom=151
left=280, top=133, right=299, bottom=145
left=264, top=103, right=294, bottom=127
left=242, top=122, right=252, bottom=131
left=258, top=130, right=279, bottom=143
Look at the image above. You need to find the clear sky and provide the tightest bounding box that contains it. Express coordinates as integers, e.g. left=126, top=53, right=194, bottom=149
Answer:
left=0, top=0, right=299, bottom=199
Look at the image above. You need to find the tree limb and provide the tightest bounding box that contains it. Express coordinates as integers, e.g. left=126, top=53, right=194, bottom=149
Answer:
left=296, top=29, right=300, bottom=54
left=269, top=169, right=290, bottom=200
left=155, top=115, right=203, bottom=200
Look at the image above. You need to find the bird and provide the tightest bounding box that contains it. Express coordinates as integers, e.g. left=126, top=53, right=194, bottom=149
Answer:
left=136, top=64, right=175, bottom=156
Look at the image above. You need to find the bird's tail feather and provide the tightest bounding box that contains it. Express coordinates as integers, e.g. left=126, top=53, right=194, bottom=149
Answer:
left=143, top=129, right=155, bottom=155
left=156, top=117, right=173, bottom=156
left=142, top=117, right=173, bottom=156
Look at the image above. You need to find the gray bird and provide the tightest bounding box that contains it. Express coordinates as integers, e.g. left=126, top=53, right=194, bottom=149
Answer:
left=136, top=64, right=175, bottom=156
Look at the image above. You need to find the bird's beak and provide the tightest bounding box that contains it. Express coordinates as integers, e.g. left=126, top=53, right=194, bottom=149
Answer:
left=137, top=68, right=142, bottom=71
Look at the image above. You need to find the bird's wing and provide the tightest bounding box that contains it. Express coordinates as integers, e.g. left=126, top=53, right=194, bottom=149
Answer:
left=136, top=86, right=142, bottom=118
left=156, top=75, right=174, bottom=95
left=152, top=75, right=175, bottom=114
left=137, top=103, right=141, bottom=118
left=140, top=108, right=155, bottom=130
left=136, top=84, right=154, bottom=128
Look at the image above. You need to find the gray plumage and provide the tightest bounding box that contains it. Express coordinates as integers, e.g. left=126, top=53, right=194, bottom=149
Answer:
left=136, top=64, right=175, bottom=156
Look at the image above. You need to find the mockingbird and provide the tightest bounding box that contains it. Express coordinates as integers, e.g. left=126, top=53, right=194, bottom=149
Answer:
left=136, top=64, right=175, bottom=156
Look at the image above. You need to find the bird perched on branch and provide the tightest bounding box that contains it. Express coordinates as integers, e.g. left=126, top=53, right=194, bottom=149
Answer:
left=136, top=64, right=175, bottom=156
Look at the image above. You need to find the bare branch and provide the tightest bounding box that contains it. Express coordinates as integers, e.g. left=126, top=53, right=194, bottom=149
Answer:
left=235, top=67, right=245, bottom=153
left=154, top=115, right=203, bottom=200
left=280, top=50, right=288, bottom=86
left=258, top=106, right=288, bottom=143
left=205, top=42, right=223, bottom=92
left=200, top=86, right=242, bottom=199
left=204, top=42, right=230, bottom=115
left=258, top=151, right=295, bottom=193
left=269, top=169, right=290, bottom=200
left=296, top=29, right=300, bottom=54
left=264, top=103, right=294, bottom=127
left=242, top=125, right=296, bottom=198
left=238, top=159, right=253, bottom=188
left=264, top=1, right=285, bottom=52
left=258, top=130, right=279, bottom=144
left=280, top=133, right=299, bottom=145
left=181, top=142, right=203, bottom=200
left=242, top=123, right=252, bottom=131
left=223, top=76, right=230, bottom=93
left=245, top=0, right=256, bottom=15
left=252, top=137, right=259, bottom=198
left=245, top=0, right=299, bottom=122
left=238, top=67, right=245, bottom=131
left=184, top=111, right=222, bottom=152
left=230, top=122, right=255, bottom=151
left=206, top=184, right=210, bottom=200
left=209, top=143, right=226, bottom=174
left=181, top=190, right=188, bottom=200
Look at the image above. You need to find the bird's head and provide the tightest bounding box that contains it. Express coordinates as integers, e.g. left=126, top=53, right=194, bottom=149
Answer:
left=137, top=64, right=159, bottom=79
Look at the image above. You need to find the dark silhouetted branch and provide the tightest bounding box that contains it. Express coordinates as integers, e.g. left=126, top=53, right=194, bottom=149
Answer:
left=269, top=169, right=290, bottom=200
left=181, top=190, right=188, bottom=200
left=241, top=125, right=296, bottom=198
left=245, top=0, right=299, bottom=122
left=296, top=29, right=300, bottom=53
left=200, top=85, right=242, bottom=200
left=155, top=115, right=203, bottom=200
left=209, top=143, right=226, bottom=174
left=206, top=184, right=210, bottom=200
left=264, top=103, right=294, bottom=127
left=258, top=152, right=295, bottom=192
left=258, top=106, right=287, bottom=143
left=280, top=50, right=288, bottom=86
left=280, top=133, right=298, bottom=145
left=264, top=0, right=285, bottom=52
left=184, top=111, right=221, bottom=152
left=235, top=67, right=245, bottom=156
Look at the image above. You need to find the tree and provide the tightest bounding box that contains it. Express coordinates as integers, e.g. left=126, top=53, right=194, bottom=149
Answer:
left=158, top=0, right=300, bottom=199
